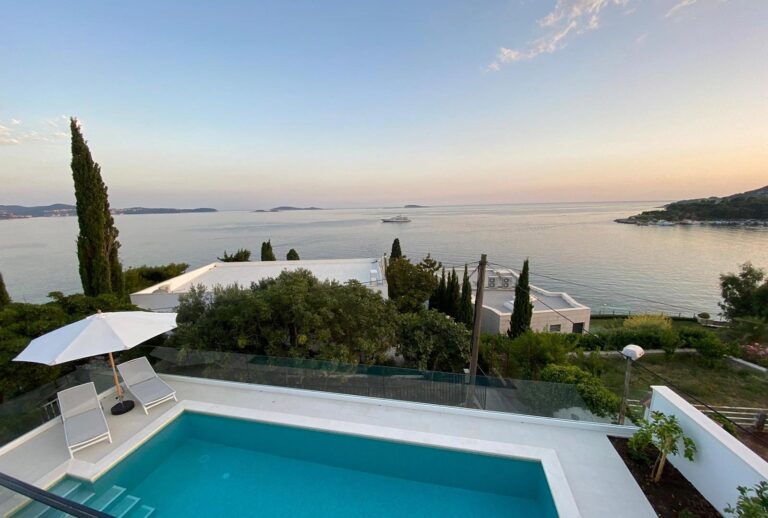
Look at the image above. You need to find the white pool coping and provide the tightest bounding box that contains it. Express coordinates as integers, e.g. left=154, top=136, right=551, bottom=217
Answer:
left=0, top=375, right=656, bottom=518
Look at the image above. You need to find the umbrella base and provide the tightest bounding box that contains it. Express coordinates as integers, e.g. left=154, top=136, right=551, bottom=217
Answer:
left=111, top=400, right=135, bottom=415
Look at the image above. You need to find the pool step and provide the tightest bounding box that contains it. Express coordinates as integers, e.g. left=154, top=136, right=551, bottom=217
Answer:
left=40, top=486, right=95, bottom=517
left=12, top=479, right=83, bottom=518
left=90, top=485, right=127, bottom=511
left=108, top=494, right=141, bottom=518
left=126, top=504, right=156, bottom=518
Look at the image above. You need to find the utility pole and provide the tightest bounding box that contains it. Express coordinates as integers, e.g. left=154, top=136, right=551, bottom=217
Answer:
left=468, top=254, right=487, bottom=388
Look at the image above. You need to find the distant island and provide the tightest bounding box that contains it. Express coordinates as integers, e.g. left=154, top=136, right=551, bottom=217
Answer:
left=253, top=206, right=323, bottom=213
left=404, top=204, right=428, bottom=208
left=0, top=204, right=217, bottom=219
left=616, top=185, right=768, bottom=226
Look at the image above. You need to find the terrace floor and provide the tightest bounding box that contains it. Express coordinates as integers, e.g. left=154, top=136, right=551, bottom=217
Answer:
left=0, top=375, right=655, bottom=518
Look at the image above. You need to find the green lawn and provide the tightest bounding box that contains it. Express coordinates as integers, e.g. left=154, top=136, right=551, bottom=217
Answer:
left=587, top=353, right=768, bottom=408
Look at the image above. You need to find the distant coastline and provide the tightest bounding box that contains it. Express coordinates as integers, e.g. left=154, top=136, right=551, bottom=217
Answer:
left=0, top=204, right=217, bottom=219
left=615, top=185, right=768, bottom=227
left=253, top=206, right=323, bottom=213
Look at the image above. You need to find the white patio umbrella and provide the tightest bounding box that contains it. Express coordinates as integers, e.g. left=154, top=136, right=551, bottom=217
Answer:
left=14, top=311, right=178, bottom=415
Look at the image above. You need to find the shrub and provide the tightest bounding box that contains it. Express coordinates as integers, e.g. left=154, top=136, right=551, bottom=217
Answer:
left=571, top=347, right=606, bottom=377
left=124, top=263, right=189, bottom=293
left=698, top=312, right=711, bottom=320
left=724, top=481, right=768, bottom=517
left=540, top=364, right=620, bottom=418
left=509, top=332, right=571, bottom=380
left=629, top=411, right=697, bottom=482
left=693, top=333, right=730, bottom=365
left=396, top=310, right=470, bottom=372
left=623, top=314, right=673, bottom=331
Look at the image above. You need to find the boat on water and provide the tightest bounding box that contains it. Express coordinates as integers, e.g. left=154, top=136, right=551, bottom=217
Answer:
left=382, top=214, right=411, bottom=223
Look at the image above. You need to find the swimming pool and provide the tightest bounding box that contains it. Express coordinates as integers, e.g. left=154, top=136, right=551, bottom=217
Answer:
left=19, top=412, right=559, bottom=517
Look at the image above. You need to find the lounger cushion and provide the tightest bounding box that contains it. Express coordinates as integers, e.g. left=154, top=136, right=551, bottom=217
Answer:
left=64, top=409, right=108, bottom=446
left=128, top=377, right=175, bottom=405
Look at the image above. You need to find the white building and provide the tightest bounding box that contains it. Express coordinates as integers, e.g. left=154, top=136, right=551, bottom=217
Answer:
left=472, top=267, right=591, bottom=335
left=130, top=258, right=387, bottom=311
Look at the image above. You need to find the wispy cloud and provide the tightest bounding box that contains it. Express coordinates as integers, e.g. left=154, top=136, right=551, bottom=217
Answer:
left=0, top=116, right=70, bottom=146
left=665, top=0, right=698, bottom=18
left=488, top=0, right=629, bottom=70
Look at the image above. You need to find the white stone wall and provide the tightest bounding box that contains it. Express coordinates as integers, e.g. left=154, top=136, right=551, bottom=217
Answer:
left=648, top=386, right=768, bottom=514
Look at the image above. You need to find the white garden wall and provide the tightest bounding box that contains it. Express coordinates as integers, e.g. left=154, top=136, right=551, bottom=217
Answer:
left=648, top=386, right=768, bottom=514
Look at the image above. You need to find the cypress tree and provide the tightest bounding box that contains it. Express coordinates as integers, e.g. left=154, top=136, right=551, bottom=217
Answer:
left=432, top=267, right=447, bottom=312
left=0, top=273, right=10, bottom=308
left=459, top=264, right=473, bottom=327
left=390, top=238, right=402, bottom=259
left=446, top=268, right=461, bottom=318
left=261, top=240, right=276, bottom=261
left=70, top=118, right=123, bottom=297
left=286, top=249, right=300, bottom=260
left=508, top=259, right=534, bottom=338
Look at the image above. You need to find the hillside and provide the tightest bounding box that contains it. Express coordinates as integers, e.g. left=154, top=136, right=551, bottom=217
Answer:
left=0, top=204, right=217, bottom=219
left=616, top=185, right=768, bottom=226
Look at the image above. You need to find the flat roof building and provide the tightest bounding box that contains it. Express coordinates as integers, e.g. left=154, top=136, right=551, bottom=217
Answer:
left=130, top=258, right=386, bottom=311
left=471, top=267, right=591, bottom=335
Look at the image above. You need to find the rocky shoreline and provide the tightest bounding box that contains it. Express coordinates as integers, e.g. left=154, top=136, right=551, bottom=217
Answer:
left=615, top=218, right=768, bottom=227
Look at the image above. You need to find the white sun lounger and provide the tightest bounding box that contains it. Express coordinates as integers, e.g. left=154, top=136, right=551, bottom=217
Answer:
left=117, top=357, right=177, bottom=414
left=57, top=382, right=112, bottom=458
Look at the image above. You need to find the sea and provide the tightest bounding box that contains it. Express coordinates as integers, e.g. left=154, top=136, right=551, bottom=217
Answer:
left=2, top=201, right=767, bottom=316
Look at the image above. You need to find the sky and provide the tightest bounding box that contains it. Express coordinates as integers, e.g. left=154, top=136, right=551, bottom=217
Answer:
left=1, top=0, right=766, bottom=209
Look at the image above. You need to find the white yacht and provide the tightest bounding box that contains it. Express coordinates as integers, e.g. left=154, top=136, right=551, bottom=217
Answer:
left=381, top=214, right=411, bottom=223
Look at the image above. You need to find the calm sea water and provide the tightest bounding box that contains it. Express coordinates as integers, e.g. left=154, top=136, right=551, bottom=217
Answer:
left=1, top=202, right=767, bottom=315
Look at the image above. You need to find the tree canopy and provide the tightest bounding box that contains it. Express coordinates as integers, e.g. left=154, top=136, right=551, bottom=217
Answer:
left=396, top=310, right=470, bottom=372
left=720, top=262, right=768, bottom=320
left=219, top=249, right=251, bottom=262
left=171, top=270, right=399, bottom=364
left=390, top=238, right=402, bottom=259
left=124, top=263, right=189, bottom=293
left=286, top=249, right=300, bottom=260
left=386, top=257, right=438, bottom=313
left=0, top=273, right=10, bottom=309
left=261, top=240, right=276, bottom=261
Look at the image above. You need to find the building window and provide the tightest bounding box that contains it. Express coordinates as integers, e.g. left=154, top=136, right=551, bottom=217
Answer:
left=572, top=322, right=584, bottom=334
left=549, top=324, right=561, bottom=332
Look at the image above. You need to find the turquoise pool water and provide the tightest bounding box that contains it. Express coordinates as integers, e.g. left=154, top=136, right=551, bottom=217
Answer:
left=30, top=413, right=558, bottom=517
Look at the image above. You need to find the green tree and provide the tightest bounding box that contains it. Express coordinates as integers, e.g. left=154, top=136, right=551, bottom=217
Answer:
left=286, top=248, right=300, bottom=260
left=70, top=117, right=123, bottom=297
left=171, top=270, right=398, bottom=364
left=430, top=267, right=447, bottom=312
left=260, top=240, right=276, bottom=261
left=0, top=273, right=10, bottom=308
left=219, top=249, right=251, bottom=262
left=458, top=264, right=473, bottom=327
left=629, top=411, right=697, bottom=482
left=390, top=238, right=403, bottom=259
left=508, top=259, right=533, bottom=339
left=386, top=258, right=438, bottom=313
left=540, top=364, right=620, bottom=418
left=396, top=310, right=471, bottom=371
left=445, top=268, right=460, bottom=319
left=720, top=263, right=768, bottom=320
left=124, top=263, right=189, bottom=293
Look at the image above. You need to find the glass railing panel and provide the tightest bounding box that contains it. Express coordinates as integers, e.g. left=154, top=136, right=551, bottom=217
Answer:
left=149, top=347, right=607, bottom=423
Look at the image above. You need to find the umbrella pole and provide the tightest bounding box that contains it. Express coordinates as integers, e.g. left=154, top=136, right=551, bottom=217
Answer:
left=107, top=353, right=134, bottom=415
left=108, top=352, right=124, bottom=402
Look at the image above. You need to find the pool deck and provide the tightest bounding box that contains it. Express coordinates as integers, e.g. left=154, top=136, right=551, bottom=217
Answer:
left=0, top=375, right=656, bottom=517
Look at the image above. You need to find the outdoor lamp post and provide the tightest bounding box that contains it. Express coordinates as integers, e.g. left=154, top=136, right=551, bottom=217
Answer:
left=618, top=344, right=645, bottom=425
